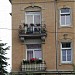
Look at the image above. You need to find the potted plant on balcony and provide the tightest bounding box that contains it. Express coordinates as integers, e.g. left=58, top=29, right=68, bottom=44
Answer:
left=23, top=23, right=28, bottom=27
left=30, top=58, right=37, bottom=63
left=36, top=59, right=42, bottom=64
left=41, top=27, right=46, bottom=33
left=41, top=24, right=46, bottom=33
left=23, top=59, right=29, bottom=64
left=30, top=23, right=34, bottom=26
left=36, top=23, right=40, bottom=26
left=30, top=58, right=42, bottom=64
left=19, top=25, right=22, bottom=34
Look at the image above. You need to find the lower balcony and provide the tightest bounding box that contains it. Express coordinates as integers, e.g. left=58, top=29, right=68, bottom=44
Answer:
left=21, top=59, right=46, bottom=72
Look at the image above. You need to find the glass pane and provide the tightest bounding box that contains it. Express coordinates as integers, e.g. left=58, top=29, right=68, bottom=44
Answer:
left=27, top=51, right=33, bottom=60
left=34, top=50, right=42, bottom=59
left=32, top=12, right=41, bottom=14
left=62, top=56, right=66, bottom=61
left=61, top=8, right=70, bottom=13
left=27, top=12, right=40, bottom=14
left=67, top=50, right=71, bottom=61
left=66, top=14, right=71, bottom=25
left=62, top=50, right=66, bottom=61
left=26, top=12, right=41, bottom=25
left=61, top=14, right=65, bottom=25
left=62, top=42, right=71, bottom=48
left=26, top=15, right=33, bottom=24
left=27, top=44, right=41, bottom=49
left=34, top=15, right=41, bottom=24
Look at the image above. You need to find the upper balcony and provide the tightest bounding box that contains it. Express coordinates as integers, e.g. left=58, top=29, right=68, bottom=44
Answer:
left=18, top=23, right=47, bottom=41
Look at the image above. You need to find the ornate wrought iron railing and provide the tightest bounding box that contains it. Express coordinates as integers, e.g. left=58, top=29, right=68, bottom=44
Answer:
left=18, top=24, right=46, bottom=35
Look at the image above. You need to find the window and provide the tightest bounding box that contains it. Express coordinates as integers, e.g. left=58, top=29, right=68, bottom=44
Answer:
left=26, top=44, right=42, bottom=60
left=25, top=11, right=41, bottom=33
left=25, top=12, right=41, bottom=25
left=61, top=42, right=72, bottom=63
left=60, top=8, right=71, bottom=26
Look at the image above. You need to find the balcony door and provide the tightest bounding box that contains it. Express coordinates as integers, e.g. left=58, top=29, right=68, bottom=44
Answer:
left=25, top=11, right=41, bottom=25
left=26, top=44, right=42, bottom=60
left=25, top=11, right=41, bottom=33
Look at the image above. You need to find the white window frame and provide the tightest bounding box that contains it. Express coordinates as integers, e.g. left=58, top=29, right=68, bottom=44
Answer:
left=60, top=8, right=71, bottom=27
left=26, top=49, right=42, bottom=60
left=25, top=11, right=41, bottom=24
left=61, top=42, right=72, bottom=63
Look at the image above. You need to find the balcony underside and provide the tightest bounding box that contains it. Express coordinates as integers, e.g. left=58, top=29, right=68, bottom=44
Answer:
left=19, top=33, right=46, bottom=39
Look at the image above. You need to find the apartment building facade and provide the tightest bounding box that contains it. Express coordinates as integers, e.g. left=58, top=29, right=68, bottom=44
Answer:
left=10, top=0, right=75, bottom=74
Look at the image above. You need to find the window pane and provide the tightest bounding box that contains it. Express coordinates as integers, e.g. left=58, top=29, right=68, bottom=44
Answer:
left=27, top=44, right=41, bottom=49
left=62, top=42, right=71, bottom=48
left=62, top=50, right=66, bottom=61
left=61, top=8, right=70, bottom=13
left=61, top=14, right=65, bottom=25
left=67, top=49, right=71, bottom=61
left=30, top=12, right=40, bottom=14
left=26, top=15, right=33, bottom=24
left=26, top=12, right=41, bottom=25
left=34, top=15, right=41, bottom=24
left=27, top=51, right=33, bottom=60
left=34, top=50, right=42, bottom=59
left=66, top=14, right=71, bottom=25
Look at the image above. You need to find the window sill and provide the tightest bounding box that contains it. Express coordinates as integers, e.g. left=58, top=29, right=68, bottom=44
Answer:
left=59, top=25, right=72, bottom=28
left=61, top=62, right=72, bottom=65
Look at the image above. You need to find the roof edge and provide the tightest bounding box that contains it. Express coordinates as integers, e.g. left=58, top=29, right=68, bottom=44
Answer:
left=9, top=0, right=12, bottom=3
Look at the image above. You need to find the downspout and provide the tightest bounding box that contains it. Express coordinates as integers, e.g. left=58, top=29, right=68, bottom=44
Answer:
left=54, top=0, right=58, bottom=71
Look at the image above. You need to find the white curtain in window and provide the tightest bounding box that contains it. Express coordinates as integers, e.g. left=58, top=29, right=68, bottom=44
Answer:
left=26, top=15, right=33, bottom=25
left=27, top=51, right=33, bottom=60
left=34, top=15, right=41, bottom=24
left=34, top=50, right=42, bottom=59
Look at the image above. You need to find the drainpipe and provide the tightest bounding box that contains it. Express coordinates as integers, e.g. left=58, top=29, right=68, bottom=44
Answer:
left=54, top=0, right=58, bottom=71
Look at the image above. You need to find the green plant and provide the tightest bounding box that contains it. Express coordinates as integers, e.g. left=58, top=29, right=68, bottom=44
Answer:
left=0, top=43, right=9, bottom=75
left=23, top=60, right=29, bottom=64
left=23, top=58, right=42, bottom=64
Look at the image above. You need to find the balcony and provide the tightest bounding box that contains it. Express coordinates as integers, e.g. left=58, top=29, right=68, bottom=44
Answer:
left=18, top=24, right=47, bottom=41
left=21, top=59, right=46, bottom=72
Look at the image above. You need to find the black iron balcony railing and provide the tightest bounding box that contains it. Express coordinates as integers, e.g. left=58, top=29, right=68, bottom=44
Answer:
left=19, top=26, right=41, bottom=34
left=18, top=24, right=47, bottom=42
left=18, top=24, right=46, bottom=36
left=21, top=60, right=46, bottom=71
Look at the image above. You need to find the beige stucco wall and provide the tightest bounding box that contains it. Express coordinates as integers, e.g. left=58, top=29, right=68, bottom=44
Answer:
left=12, top=0, right=75, bottom=71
